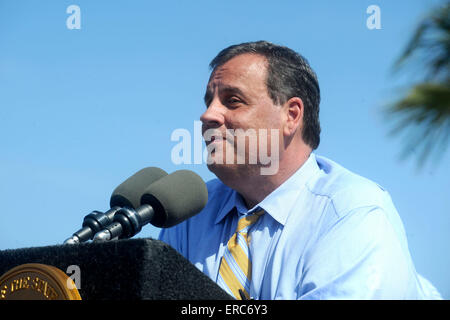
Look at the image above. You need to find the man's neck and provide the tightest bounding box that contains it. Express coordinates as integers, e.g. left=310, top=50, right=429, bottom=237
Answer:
left=237, top=149, right=312, bottom=209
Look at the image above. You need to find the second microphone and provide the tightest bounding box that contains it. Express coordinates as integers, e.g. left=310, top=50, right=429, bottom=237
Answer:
left=93, top=170, right=208, bottom=241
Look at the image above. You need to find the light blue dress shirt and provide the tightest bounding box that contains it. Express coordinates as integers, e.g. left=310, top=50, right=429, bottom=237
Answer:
left=159, top=153, right=442, bottom=299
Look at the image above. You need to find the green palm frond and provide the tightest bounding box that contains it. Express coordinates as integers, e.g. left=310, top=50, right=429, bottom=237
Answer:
left=387, top=2, right=450, bottom=168
left=387, top=83, right=450, bottom=166
left=393, top=3, right=450, bottom=81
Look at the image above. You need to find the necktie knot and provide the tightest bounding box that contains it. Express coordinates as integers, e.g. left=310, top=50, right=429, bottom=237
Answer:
left=236, top=208, right=265, bottom=233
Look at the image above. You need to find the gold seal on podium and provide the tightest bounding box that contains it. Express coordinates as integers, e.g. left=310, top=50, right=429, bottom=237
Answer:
left=0, top=263, right=81, bottom=300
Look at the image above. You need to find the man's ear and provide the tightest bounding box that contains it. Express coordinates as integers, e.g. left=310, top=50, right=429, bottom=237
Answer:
left=283, top=97, right=304, bottom=137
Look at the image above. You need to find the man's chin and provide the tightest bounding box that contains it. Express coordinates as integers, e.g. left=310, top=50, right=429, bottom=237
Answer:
left=207, top=160, right=262, bottom=183
left=206, top=161, right=233, bottom=175
left=207, top=161, right=240, bottom=182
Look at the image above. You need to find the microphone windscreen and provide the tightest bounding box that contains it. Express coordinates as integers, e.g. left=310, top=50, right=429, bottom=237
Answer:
left=110, top=167, right=168, bottom=209
left=140, top=170, right=208, bottom=228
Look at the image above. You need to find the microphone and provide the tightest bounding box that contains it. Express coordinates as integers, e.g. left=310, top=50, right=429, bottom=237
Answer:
left=63, top=167, right=168, bottom=244
left=93, top=170, right=208, bottom=241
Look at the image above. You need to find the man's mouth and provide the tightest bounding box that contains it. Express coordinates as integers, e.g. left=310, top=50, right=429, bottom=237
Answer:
left=203, top=128, right=226, bottom=146
left=205, top=135, right=224, bottom=147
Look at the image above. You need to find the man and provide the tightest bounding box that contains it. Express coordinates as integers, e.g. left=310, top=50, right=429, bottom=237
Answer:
left=160, top=41, right=441, bottom=299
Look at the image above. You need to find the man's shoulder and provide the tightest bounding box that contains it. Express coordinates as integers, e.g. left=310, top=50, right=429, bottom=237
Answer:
left=308, top=155, right=391, bottom=217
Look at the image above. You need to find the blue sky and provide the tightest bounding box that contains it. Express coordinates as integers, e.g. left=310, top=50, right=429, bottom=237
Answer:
left=0, top=0, right=448, bottom=298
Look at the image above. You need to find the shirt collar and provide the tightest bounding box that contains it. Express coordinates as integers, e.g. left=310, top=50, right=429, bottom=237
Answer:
left=214, top=153, right=320, bottom=226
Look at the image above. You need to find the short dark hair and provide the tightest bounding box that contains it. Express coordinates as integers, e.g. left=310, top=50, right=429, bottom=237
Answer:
left=209, top=40, right=321, bottom=150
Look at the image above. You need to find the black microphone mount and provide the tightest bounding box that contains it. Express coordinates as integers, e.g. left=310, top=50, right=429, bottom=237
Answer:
left=64, top=207, right=121, bottom=244
left=93, top=205, right=155, bottom=241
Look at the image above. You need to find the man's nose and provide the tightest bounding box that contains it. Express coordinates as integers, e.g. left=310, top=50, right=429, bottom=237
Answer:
left=200, top=99, right=225, bottom=129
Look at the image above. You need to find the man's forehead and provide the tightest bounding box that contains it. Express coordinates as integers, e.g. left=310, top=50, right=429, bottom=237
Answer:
left=207, top=53, right=268, bottom=89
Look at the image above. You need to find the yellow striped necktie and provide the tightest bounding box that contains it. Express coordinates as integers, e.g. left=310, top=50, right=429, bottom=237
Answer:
left=218, top=209, right=265, bottom=299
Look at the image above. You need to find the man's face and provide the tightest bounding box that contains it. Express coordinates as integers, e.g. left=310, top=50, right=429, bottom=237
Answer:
left=200, top=53, right=283, bottom=181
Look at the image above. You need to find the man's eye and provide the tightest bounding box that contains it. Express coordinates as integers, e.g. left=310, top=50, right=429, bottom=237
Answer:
left=227, top=97, right=241, bottom=105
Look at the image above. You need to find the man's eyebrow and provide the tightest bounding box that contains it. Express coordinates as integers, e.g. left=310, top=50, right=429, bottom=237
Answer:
left=204, top=85, right=246, bottom=106
left=219, top=85, right=246, bottom=98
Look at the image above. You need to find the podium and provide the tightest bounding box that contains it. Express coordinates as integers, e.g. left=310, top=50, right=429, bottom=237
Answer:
left=0, top=238, right=233, bottom=300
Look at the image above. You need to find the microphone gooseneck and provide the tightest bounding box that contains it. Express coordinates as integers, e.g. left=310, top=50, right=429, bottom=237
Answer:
left=93, top=204, right=154, bottom=241
left=64, top=207, right=120, bottom=244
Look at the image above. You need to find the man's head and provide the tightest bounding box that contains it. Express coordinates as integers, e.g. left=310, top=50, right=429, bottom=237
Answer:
left=207, top=41, right=321, bottom=150
left=200, top=41, right=321, bottom=203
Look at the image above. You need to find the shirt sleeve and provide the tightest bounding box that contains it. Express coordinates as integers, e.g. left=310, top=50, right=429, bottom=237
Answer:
left=298, top=205, right=427, bottom=299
